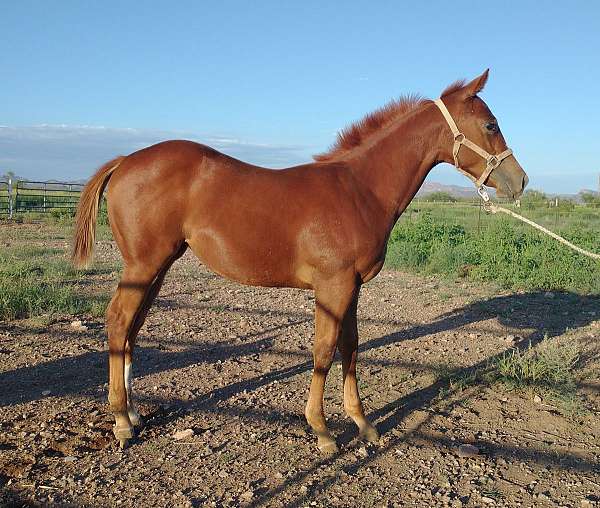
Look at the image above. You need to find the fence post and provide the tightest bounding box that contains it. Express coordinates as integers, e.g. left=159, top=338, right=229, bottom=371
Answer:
left=8, top=177, right=13, bottom=219
left=43, top=182, right=47, bottom=211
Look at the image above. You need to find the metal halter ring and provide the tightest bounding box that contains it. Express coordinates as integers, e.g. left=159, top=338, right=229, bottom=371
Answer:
left=477, top=186, right=491, bottom=203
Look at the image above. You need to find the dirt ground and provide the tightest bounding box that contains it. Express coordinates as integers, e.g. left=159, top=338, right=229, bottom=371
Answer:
left=1, top=228, right=600, bottom=507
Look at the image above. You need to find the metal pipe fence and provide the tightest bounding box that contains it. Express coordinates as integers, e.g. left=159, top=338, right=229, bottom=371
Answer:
left=0, top=179, right=10, bottom=217
left=15, top=180, right=84, bottom=213
left=0, top=179, right=85, bottom=218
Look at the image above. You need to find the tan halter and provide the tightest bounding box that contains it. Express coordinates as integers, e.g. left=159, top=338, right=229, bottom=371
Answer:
left=434, top=98, right=513, bottom=202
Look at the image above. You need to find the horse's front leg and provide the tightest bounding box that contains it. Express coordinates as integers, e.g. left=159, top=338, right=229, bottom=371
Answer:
left=305, top=276, right=357, bottom=454
left=338, top=289, right=379, bottom=443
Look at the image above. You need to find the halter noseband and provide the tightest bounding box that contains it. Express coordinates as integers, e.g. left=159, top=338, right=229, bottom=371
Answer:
left=434, top=98, right=513, bottom=202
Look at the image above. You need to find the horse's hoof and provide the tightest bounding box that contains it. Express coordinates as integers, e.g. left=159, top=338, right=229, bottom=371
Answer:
left=317, top=439, right=339, bottom=455
left=359, top=425, right=380, bottom=443
left=119, top=438, right=129, bottom=449
left=113, top=424, right=134, bottom=441
left=128, top=410, right=143, bottom=427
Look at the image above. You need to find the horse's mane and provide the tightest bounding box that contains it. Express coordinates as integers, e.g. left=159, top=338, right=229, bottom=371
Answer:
left=314, top=79, right=467, bottom=162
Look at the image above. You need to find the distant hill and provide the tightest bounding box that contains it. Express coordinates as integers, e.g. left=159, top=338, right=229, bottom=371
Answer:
left=1, top=172, right=85, bottom=185
left=416, top=181, right=480, bottom=199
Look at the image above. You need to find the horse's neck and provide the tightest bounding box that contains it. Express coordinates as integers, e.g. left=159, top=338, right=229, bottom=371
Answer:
left=349, top=104, right=443, bottom=225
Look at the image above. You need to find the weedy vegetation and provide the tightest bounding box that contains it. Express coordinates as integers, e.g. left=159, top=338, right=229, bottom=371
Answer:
left=492, top=340, right=582, bottom=412
left=386, top=203, right=600, bottom=293
left=436, top=338, right=583, bottom=414
left=493, top=340, right=580, bottom=391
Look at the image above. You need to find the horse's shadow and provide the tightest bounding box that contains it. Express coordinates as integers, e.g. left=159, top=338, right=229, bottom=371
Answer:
left=131, top=290, right=599, bottom=508
left=137, top=290, right=599, bottom=428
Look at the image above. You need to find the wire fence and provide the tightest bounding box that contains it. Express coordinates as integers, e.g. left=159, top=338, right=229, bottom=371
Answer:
left=403, top=199, right=600, bottom=234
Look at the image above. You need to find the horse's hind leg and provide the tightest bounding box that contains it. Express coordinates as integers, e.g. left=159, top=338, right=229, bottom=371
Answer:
left=123, top=245, right=186, bottom=427
left=338, top=290, right=379, bottom=443
left=123, top=281, right=162, bottom=427
left=107, top=245, right=184, bottom=447
left=124, top=341, right=142, bottom=427
left=107, top=267, right=156, bottom=446
left=123, top=275, right=163, bottom=427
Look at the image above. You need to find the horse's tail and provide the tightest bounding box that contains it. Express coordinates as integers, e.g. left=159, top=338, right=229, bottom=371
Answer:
left=72, top=156, right=125, bottom=269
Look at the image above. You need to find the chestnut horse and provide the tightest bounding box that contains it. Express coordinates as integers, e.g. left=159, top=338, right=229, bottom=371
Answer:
left=73, top=70, right=527, bottom=451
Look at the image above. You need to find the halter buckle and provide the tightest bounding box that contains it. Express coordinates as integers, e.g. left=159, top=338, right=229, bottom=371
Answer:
left=454, top=132, right=465, bottom=143
left=487, top=155, right=499, bottom=168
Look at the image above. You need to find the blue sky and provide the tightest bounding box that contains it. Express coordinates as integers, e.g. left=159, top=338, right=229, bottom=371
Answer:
left=2, top=1, right=599, bottom=193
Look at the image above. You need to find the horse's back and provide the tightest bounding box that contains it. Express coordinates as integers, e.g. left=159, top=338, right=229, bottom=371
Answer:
left=105, top=139, right=380, bottom=287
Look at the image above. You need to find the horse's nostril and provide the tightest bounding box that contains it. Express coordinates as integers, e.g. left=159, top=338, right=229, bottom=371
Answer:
left=522, top=174, right=529, bottom=190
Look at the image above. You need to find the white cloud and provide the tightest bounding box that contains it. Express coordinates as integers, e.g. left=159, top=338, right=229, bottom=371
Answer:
left=0, top=125, right=312, bottom=182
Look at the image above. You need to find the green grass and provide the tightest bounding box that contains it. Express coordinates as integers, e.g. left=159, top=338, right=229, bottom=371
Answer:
left=492, top=340, right=582, bottom=413
left=435, top=339, right=583, bottom=414
left=493, top=340, right=579, bottom=391
left=0, top=278, right=108, bottom=321
left=0, top=244, right=112, bottom=321
left=386, top=209, right=600, bottom=293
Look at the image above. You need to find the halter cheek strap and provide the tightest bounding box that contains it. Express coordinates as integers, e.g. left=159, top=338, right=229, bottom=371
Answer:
left=434, top=98, right=513, bottom=202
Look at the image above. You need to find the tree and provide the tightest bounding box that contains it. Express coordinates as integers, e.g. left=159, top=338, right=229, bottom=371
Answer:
left=580, top=191, right=600, bottom=205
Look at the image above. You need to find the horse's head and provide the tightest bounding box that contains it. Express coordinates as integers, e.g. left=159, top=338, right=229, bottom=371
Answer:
left=436, top=70, right=528, bottom=200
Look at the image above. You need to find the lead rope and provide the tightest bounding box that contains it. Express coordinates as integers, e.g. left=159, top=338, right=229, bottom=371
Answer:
left=433, top=98, right=600, bottom=261
left=484, top=202, right=600, bottom=260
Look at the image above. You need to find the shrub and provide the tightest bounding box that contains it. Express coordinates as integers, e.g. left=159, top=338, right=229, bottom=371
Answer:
left=386, top=212, right=600, bottom=293
left=422, top=191, right=457, bottom=202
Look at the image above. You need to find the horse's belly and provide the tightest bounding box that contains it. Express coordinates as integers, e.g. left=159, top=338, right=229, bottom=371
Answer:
left=186, top=230, right=309, bottom=289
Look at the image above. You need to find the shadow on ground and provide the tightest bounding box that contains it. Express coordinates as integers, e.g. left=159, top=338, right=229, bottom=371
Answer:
left=1, top=290, right=597, bottom=408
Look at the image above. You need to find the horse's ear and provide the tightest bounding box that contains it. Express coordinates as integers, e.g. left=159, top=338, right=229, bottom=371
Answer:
left=462, top=69, right=489, bottom=98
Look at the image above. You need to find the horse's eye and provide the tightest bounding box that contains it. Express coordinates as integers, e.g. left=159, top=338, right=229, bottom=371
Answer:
left=486, top=122, right=498, bottom=133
